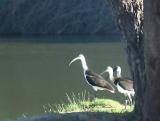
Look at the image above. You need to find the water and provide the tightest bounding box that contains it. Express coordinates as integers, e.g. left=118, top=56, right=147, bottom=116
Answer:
left=0, top=36, right=130, bottom=120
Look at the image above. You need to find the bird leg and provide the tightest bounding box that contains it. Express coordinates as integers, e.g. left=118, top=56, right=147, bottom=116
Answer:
left=124, top=96, right=128, bottom=110
left=92, top=87, right=98, bottom=100
left=127, top=93, right=132, bottom=107
left=94, top=91, right=98, bottom=99
left=131, top=95, right=135, bottom=106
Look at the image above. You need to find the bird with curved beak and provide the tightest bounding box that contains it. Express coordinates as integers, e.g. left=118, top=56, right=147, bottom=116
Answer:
left=100, top=66, right=114, bottom=82
left=69, top=54, right=115, bottom=98
left=101, top=66, right=135, bottom=106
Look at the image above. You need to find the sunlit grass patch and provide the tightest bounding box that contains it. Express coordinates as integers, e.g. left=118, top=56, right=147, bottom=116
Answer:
left=43, top=91, right=134, bottom=113
left=88, top=98, right=133, bottom=113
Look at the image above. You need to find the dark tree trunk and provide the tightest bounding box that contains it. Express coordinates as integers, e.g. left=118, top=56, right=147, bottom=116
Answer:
left=105, top=0, right=144, bottom=120
left=105, top=0, right=160, bottom=120
left=143, top=0, right=160, bottom=120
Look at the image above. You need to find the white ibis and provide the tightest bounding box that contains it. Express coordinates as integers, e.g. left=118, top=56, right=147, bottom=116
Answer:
left=69, top=54, right=115, bottom=97
left=101, top=66, right=135, bottom=105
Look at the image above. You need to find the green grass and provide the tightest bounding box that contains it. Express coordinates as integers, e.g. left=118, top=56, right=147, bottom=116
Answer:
left=43, top=91, right=134, bottom=113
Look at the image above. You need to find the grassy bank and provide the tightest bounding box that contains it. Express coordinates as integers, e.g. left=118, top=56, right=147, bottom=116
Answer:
left=6, top=92, right=134, bottom=121
left=43, top=91, right=134, bottom=113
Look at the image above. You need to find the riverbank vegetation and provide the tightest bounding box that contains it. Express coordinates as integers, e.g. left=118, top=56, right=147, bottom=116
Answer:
left=40, top=91, right=134, bottom=121
left=43, top=91, right=134, bottom=113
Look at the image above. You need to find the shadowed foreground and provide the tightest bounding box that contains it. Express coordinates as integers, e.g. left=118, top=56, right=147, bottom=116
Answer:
left=4, top=112, right=133, bottom=121
left=3, top=96, right=134, bottom=121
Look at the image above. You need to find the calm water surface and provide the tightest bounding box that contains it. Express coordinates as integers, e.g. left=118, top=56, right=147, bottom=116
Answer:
left=0, top=36, right=130, bottom=120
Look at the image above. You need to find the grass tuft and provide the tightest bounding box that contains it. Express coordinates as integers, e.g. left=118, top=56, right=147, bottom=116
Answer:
left=43, top=91, right=134, bottom=113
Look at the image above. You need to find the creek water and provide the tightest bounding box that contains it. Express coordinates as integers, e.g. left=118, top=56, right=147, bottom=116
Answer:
left=0, top=36, right=130, bottom=120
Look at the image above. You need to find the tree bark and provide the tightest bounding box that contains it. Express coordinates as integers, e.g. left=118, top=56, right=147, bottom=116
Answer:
left=143, top=0, right=160, bottom=120
left=105, top=0, right=144, bottom=120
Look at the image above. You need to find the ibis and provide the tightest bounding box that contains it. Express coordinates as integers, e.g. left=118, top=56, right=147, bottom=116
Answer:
left=69, top=54, right=115, bottom=98
left=101, top=66, right=135, bottom=105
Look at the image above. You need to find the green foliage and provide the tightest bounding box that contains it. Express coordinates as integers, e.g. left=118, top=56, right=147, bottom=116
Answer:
left=43, top=91, right=134, bottom=113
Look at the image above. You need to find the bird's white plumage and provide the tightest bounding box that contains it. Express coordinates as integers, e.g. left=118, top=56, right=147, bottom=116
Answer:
left=69, top=54, right=88, bottom=71
left=116, top=84, right=134, bottom=95
left=101, top=66, right=135, bottom=105
left=69, top=54, right=115, bottom=94
left=114, top=66, right=122, bottom=78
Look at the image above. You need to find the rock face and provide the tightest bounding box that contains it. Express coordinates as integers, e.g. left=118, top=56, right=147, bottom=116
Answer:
left=0, top=0, right=119, bottom=36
